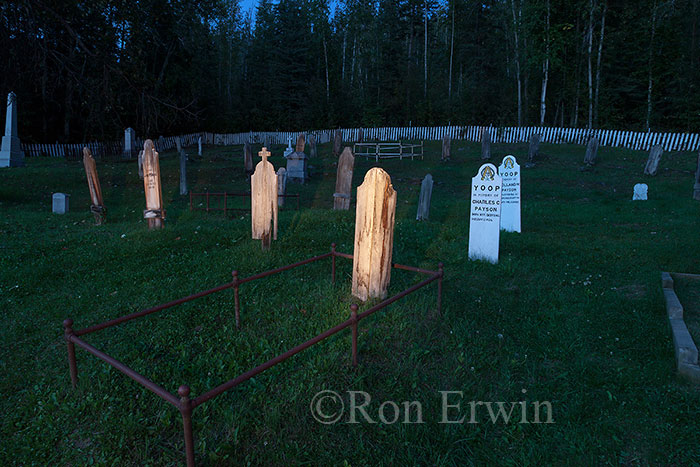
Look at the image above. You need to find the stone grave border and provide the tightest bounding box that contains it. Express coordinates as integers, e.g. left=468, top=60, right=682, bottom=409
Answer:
left=62, top=244, right=444, bottom=466
left=661, top=272, right=700, bottom=383
left=189, top=190, right=300, bottom=213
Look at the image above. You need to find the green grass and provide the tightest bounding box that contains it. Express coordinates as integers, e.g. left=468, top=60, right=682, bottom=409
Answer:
left=1, top=140, right=699, bottom=465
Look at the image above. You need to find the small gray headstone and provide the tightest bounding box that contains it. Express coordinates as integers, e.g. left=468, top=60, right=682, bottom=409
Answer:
left=644, top=144, right=663, bottom=176
left=286, top=150, right=307, bottom=183
left=277, top=167, right=287, bottom=207
left=0, top=92, right=25, bottom=167
left=198, top=136, right=202, bottom=156
left=441, top=135, right=451, bottom=161
left=309, top=135, right=317, bottom=158
left=481, top=129, right=491, bottom=160
left=584, top=137, right=599, bottom=166
left=123, top=127, right=136, bottom=159
left=527, top=133, right=540, bottom=164
left=416, top=174, right=433, bottom=221
left=633, top=183, right=648, bottom=200
left=244, top=141, right=253, bottom=175
left=52, top=193, right=70, bottom=214
left=333, top=129, right=342, bottom=156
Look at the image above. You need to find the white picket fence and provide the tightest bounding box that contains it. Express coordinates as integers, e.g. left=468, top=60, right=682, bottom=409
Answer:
left=21, top=125, right=700, bottom=158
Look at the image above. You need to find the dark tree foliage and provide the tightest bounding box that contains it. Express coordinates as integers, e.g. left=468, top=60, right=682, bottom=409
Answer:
left=1, top=0, right=699, bottom=142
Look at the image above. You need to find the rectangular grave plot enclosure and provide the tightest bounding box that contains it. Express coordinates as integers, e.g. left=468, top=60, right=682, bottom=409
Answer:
left=189, top=191, right=300, bottom=214
left=353, top=141, right=424, bottom=161
left=62, top=244, right=443, bottom=466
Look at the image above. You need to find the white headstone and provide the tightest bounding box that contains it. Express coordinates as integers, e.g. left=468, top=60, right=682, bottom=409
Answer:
left=633, top=183, right=648, bottom=200
left=468, top=163, right=502, bottom=264
left=0, top=92, right=25, bottom=167
left=498, top=155, right=521, bottom=232
left=198, top=136, right=202, bottom=156
left=52, top=193, right=70, bottom=214
left=284, top=137, right=293, bottom=158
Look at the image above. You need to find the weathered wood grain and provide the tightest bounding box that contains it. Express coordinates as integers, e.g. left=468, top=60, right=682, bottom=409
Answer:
left=352, top=168, right=397, bottom=301
left=82, top=147, right=105, bottom=225
left=142, top=139, right=164, bottom=229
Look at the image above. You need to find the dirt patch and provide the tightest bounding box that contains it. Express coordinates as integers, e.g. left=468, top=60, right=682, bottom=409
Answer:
left=616, top=284, right=647, bottom=300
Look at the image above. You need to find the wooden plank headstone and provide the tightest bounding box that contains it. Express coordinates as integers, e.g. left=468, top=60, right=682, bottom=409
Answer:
left=527, top=133, right=540, bottom=164
left=251, top=147, right=278, bottom=250
left=481, top=129, right=491, bottom=160
left=441, top=135, right=451, bottom=161
left=142, top=139, right=164, bottom=229
left=416, top=174, right=433, bottom=221
left=333, top=129, right=342, bottom=157
left=694, top=151, right=700, bottom=201
left=498, top=155, right=521, bottom=232
left=137, top=150, right=144, bottom=179
left=468, top=163, right=502, bottom=263
left=296, top=134, right=305, bottom=153
left=309, top=135, right=317, bottom=158
left=584, top=137, right=599, bottom=166
left=277, top=167, right=287, bottom=207
left=83, top=147, right=105, bottom=225
left=333, top=147, right=355, bottom=210
left=644, top=144, right=663, bottom=176
left=244, top=141, right=253, bottom=176
left=352, top=168, right=397, bottom=301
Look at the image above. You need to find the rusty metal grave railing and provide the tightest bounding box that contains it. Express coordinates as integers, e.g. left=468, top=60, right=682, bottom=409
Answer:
left=62, top=243, right=443, bottom=466
left=189, top=191, right=300, bottom=214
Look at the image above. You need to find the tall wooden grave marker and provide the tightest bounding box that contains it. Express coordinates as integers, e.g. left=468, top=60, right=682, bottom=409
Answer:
left=251, top=147, right=278, bottom=250
left=82, top=147, right=105, bottom=225
left=142, top=139, right=164, bottom=229
left=333, top=147, right=355, bottom=210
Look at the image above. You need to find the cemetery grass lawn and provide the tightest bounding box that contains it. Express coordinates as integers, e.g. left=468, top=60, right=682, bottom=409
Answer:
left=1, top=141, right=699, bottom=465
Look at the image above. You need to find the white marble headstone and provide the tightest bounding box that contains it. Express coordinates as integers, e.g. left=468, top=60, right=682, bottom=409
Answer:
left=123, top=127, right=135, bottom=158
left=633, top=183, right=648, bottom=200
left=0, top=92, right=25, bottom=167
left=284, top=137, right=293, bottom=158
left=52, top=193, right=70, bottom=214
left=468, top=163, right=502, bottom=264
left=198, top=136, right=202, bottom=156
left=498, top=155, right=521, bottom=232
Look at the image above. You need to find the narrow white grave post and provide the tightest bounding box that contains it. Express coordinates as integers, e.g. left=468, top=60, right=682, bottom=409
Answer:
left=498, top=155, right=521, bottom=232
left=277, top=167, right=287, bottom=207
left=352, top=168, right=397, bottom=301
left=198, top=136, right=202, bottom=156
left=468, top=163, right=502, bottom=263
left=416, top=174, right=433, bottom=221
left=0, top=92, right=25, bottom=167
left=251, top=147, right=278, bottom=250
left=123, top=128, right=136, bottom=159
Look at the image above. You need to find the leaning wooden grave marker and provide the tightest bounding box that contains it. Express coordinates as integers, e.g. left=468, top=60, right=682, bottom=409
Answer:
left=296, top=134, right=305, bottom=153
left=352, top=168, right=397, bottom=301
left=244, top=141, right=254, bottom=177
left=644, top=144, right=663, bottom=176
left=584, top=136, right=599, bottom=166
left=416, top=174, right=433, bottom=221
left=142, top=139, right=165, bottom=229
left=498, top=155, right=521, bottom=233
left=333, top=147, right=355, bottom=210
left=251, top=147, right=278, bottom=250
left=333, top=129, right=342, bottom=156
left=441, top=134, right=451, bottom=161
left=82, top=147, right=105, bottom=225
left=468, top=163, right=502, bottom=263
left=481, top=128, right=491, bottom=160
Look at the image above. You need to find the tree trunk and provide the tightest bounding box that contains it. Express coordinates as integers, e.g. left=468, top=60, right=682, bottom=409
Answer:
left=540, top=0, right=550, bottom=126
left=646, top=3, right=658, bottom=131
left=510, top=0, right=523, bottom=126
left=594, top=1, right=607, bottom=126
left=448, top=1, right=455, bottom=104
left=323, top=35, right=330, bottom=103
left=587, top=0, right=595, bottom=130
left=424, top=6, right=428, bottom=99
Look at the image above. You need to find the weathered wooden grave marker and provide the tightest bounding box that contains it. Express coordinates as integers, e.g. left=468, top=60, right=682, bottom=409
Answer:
left=644, top=144, right=663, bottom=176
left=584, top=136, right=599, bottom=166
left=498, top=155, right=521, bottom=232
left=633, top=183, right=648, bottom=200
left=441, top=135, right=451, bottom=161
left=251, top=147, right=278, bottom=250
left=481, top=128, right=491, bottom=160
left=244, top=141, right=254, bottom=177
left=83, top=147, right=105, bottom=225
left=416, top=174, right=433, bottom=221
left=468, top=163, right=502, bottom=263
left=277, top=167, right=287, bottom=207
left=296, top=134, right=305, bottom=153
left=179, top=139, right=188, bottom=196
left=309, top=135, right=317, bottom=158
left=527, top=133, right=540, bottom=167
left=142, top=139, right=165, bottom=229
left=352, top=168, right=397, bottom=301
left=333, top=147, right=355, bottom=210
left=333, top=129, right=342, bottom=157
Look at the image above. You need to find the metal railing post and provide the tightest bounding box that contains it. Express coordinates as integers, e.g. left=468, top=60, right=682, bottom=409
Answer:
left=63, top=319, right=78, bottom=388
left=437, top=263, right=444, bottom=316
left=233, top=271, right=240, bottom=329
left=331, top=243, right=336, bottom=284
left=178, top=385, right=195, bottom=467
left=350, top=304, right=359, bottom=367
